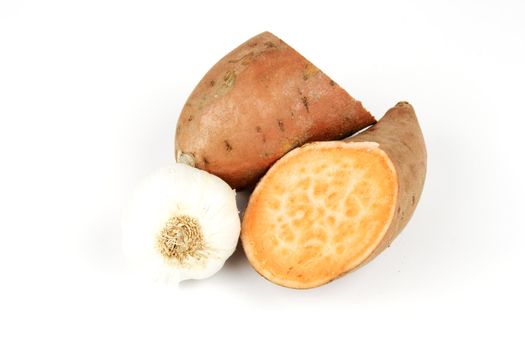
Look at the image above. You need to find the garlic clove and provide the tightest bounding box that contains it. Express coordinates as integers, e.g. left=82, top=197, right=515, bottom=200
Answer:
left=121, top=163, right=240, bottom=285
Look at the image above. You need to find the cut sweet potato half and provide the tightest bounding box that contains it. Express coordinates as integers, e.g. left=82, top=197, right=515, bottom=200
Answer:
left=241, top=102, right=426, bottom=289
left=175, top=31, right=375, bottom=189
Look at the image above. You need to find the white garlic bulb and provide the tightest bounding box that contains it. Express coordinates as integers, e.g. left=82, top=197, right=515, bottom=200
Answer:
left=122, top=163, right=240, bottom=284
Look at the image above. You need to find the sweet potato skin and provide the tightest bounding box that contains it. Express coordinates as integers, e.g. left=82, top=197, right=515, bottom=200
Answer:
left=347, top=101, right=427, bottom=265
left=175, top=31, right=375, bottom=189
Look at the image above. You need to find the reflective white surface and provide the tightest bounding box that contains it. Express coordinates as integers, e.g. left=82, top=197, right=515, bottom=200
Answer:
left=1, top=0, right=524, bottom=349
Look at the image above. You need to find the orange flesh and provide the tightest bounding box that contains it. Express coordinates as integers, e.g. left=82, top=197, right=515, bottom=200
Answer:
left=241, top=142, right=398, bottom=289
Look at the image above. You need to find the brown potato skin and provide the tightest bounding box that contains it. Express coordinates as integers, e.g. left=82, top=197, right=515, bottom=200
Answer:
left=175, top=32, right=375, bottom=189
left=347, top=101, right=427, bottom=266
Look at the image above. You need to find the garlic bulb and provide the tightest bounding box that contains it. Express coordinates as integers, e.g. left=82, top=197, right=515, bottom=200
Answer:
left=122, top=163, right=240, bottom=284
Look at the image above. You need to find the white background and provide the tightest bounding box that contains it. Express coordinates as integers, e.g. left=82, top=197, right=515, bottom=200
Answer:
left=1, top=0, right=524, bottom=349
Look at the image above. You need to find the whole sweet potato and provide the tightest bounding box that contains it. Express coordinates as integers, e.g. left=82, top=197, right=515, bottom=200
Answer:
left=175, top=32, right=375, bottom=189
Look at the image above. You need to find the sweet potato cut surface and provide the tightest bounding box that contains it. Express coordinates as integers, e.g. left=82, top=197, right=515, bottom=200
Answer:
left=242, top=143, right=398, bottom=288
left=241, top=102, right=426, bottom=289
left=175, top=31, right=375, bottom=189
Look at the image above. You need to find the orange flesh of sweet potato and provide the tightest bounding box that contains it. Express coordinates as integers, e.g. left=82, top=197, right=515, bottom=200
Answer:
left=241, top=102, right=426, bottom=289
left=175, top=32, right=375, bottom=189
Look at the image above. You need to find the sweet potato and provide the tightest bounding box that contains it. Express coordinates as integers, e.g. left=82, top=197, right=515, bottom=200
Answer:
left=175, top=31, right=375, bottom=189
left=241, top=102, right=426, bottom=289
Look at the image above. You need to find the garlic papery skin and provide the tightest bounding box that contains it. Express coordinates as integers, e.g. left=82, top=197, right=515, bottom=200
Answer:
left=121, top=163, right=240, bottom=285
